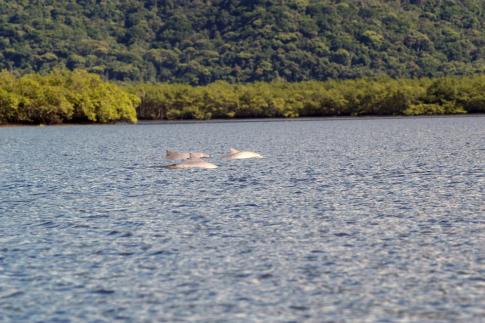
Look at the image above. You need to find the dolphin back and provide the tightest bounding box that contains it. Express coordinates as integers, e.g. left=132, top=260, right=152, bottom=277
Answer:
left=166, top=150, right=190, bottom=160
left=229, top=148, right=240, bottom=155
left=190, top=152, right=210, bottom=158
left=167, top=150, right=209, bottom=160
left=163, top=157, right=218, bottom=169
left=225, top=148, right=263, bottom=160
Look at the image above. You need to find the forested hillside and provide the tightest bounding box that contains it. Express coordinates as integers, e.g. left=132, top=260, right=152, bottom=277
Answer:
left=0, top=0, right=484, bottom=84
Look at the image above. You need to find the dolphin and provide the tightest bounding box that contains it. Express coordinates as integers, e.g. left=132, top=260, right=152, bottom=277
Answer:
left=163, top=154, right=218, bottom=169
left=166, top=150, right=210, bottom=160
left=224, top=148, right=263, bottom=160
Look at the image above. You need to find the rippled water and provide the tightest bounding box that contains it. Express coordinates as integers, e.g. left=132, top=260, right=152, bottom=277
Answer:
left=1, top=116, right=484, bottom=322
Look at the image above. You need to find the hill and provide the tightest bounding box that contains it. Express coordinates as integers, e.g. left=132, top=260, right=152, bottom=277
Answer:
left=0, top=0, right=484, bottom=84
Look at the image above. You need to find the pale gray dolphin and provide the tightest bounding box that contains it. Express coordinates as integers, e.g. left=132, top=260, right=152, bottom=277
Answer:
left=224, top=148, right=263, bottom=160
left=166, top=150, right=209, bottom=160
left=163, top=154, right=218, bottom=169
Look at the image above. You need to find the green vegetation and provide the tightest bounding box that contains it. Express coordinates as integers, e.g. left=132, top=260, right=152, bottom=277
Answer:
left=0, top=1, right=484, bottom=84
left=1, top=70, right=484, bottom=125
left=128, top=75, right=485, bottom=120
left=0, top=70, right=139, bottom=124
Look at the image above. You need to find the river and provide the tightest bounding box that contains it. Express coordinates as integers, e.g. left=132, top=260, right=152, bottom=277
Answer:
left=1, top=116, right=484, bottom=321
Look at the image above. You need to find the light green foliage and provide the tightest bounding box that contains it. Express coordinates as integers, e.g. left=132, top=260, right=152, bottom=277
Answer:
left=0, top=70, right=20, bottom=123
left=14, top=73, right=74, bottom=124
left=0, top=69, right=138, bottom=124
left=64, top=70, right=139, bottom=123
left=127, top=76, right=482, bottom=121
left=403, top=104, right=446, bottom=116
left=1, top=70, right=482, bottom=125
left=0, top=88, right=20, bottom=123
left=402, top=101, right=466, bottom=116
left=455, top=75, right=485, bottom=113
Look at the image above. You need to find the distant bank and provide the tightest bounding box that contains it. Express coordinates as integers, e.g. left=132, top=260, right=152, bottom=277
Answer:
left=1, top=69, right=484, bottom=126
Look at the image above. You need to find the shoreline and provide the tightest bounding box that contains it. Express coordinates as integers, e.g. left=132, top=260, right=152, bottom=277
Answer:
left=136, top=113, right=485, bottom=125
left=1, top=113, right=484, bottom=128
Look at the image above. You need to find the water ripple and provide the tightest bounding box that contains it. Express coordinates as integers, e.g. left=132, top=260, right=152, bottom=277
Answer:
left=0, top=117, right=484, bottom=321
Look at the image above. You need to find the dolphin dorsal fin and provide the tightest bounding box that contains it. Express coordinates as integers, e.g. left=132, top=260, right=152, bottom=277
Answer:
left=166, top=149, right=175, bottom=156
left=229, top=148, right=240, bottom=154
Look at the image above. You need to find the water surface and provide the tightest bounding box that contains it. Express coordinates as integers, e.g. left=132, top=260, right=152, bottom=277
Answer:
left=1, top=116, right=484, bottom=321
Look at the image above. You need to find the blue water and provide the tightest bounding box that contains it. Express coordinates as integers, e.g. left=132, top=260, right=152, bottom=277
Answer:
left=1, top=116, right=484, bottom=322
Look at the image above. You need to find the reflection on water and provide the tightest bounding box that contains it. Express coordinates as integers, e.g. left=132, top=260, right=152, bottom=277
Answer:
left=1, top=116, right=484, bottom=321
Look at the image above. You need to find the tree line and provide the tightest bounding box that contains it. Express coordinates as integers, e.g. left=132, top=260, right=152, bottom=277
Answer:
left=129, top=75, right=485, bottom=120
left=1, top=70, right=484, bottom=125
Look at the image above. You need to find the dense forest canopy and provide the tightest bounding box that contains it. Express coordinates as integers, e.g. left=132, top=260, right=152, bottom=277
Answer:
left=0, top=0, right=484, bottom=84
